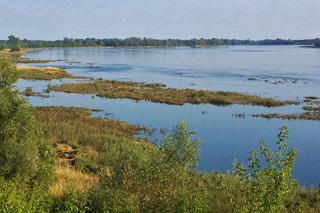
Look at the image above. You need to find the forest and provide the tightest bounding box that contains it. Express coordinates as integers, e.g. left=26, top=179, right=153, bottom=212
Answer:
left=1, top=35, right=319, bottom=50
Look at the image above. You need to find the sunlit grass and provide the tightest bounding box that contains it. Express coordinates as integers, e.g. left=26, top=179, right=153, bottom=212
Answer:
left=49, top=165, right=99, bottom=197
left=49, top=79, right=294, bottom=107
left=17, top=66, right=81, bottom=80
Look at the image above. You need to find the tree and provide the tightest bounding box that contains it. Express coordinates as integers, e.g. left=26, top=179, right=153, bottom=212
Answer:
left=159, top=120, right=200, bottom=171
left=8, top=35, right=21, bottom=51
left=8, top=35, right=21, bottom=52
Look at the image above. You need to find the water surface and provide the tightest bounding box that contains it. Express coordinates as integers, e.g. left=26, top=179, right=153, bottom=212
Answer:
left=19, top=46, right=320, bottom=185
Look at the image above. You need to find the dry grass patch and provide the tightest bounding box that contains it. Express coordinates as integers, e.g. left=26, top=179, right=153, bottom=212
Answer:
left=49, top=165, right=99, bottom=197
left=17, top=66, right=84, bottom=80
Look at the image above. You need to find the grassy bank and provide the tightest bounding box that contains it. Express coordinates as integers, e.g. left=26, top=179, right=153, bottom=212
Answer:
left=0, top=49, right=51, bottom=63
left=18, top=66, right=84, bottom=80
left=48, top=79, right=294, bottom=107
left=35, top=106, right=151, bottom=173
left=36, top=107, right=319, bottom=212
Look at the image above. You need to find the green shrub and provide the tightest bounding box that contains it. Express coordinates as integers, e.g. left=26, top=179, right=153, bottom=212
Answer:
left=0, top=178, right=52, bottom=213
left=0, top=58, right=55, bottom=212
left=159, top=119, right=200, bottom=171
left=51, top=189, right=90, bottom=213
left=23, top=87, right=34, bottom=96
left=233, top=126, right=298, bottom=212
left=0, top=58, right=55, bottom=186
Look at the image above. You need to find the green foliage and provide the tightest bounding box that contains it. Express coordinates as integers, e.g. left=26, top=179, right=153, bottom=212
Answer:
left=88, top=120, right=208, bottom=212
left=0, top=43, right=6, bottom=51
left=0, top=60, right=317, bottom=212
left=0, top=58, right=19, bottom=88
left=89, top=187, right=136, bottom=213
left=8, top=35, right=21, bottom=52
left=160, top=119, right=200, bottom=170
left=51, top=189, right=90, bottom=213
left=23, top=87, right=34, bottom=96
left=0, top=58, right=55, bottom=212
left=0, top=178, right=52, bottom=213
left=233, top=126, right=298, bottom=212
left=0, top=178, right=26, bottom=212
left=2, top=35, right=319, bottom=48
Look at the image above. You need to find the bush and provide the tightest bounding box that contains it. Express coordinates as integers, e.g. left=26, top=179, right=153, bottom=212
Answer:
left=0, top=59, right=55, bottom=213
left=0, top=178, right=52, bottom=212
left=23, top=87, right=34, bottom=96
left=51, top=189, right=90, bottom=213
left=233, top=126, right=298, bottom=212
left=159, top=119, right=200, bottom=171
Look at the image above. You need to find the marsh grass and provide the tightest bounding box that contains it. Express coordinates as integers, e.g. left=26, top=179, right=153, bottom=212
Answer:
left=35, top=106, right=152, bottom=172
left=18, top=66, right=85, bottom=80
left=253, top=105, right=320, bottom=121
left=22, top=87, right=49, bottom=98
left=303, top=106, right=320, bottom=112
left=253, top=113, right=320, bottom=121
left=49, top=79, right=293, bottom=107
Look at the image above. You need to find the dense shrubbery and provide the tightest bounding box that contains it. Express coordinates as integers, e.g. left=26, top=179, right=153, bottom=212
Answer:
left=0, top=57, right=319, bottom=212
left=0, top=58, right=55, bottom=211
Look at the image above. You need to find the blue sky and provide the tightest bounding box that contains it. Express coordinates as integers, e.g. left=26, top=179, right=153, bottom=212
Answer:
left=1, top=0, right=319, bottom=40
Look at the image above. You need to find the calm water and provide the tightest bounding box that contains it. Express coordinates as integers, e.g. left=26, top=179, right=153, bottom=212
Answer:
left=19, top=46, right=320, bottom=185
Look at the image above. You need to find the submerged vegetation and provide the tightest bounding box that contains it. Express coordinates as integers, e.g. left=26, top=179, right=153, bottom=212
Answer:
left=49, top=79, right=294, bottom=107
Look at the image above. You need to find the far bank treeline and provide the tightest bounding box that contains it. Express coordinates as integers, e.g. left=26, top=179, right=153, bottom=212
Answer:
left=1, top=35, right=320, bottom=50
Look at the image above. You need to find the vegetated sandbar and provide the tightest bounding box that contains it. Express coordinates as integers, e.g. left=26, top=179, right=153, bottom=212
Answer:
left=48, top=79, right=296, bottom=107
left=253, top=105, right=320, bottom=121
left=18, top=66, right=87, bottom=80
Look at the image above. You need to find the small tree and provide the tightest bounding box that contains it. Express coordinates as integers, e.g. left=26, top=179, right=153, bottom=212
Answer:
left=234, top=126, right=298, bottom=212
left=8, top=35, right=21, bottom=52
left=159, top=120, right=200, bottom=171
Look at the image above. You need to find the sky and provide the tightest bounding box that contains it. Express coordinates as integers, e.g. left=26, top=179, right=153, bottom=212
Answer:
left=0, top=0, right=319, bottom=40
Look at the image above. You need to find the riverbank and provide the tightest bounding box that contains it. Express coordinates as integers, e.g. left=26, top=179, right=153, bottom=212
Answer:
left=0, top=49, right=52, bottom=63
left=37, top=106, right=320, bottom=212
